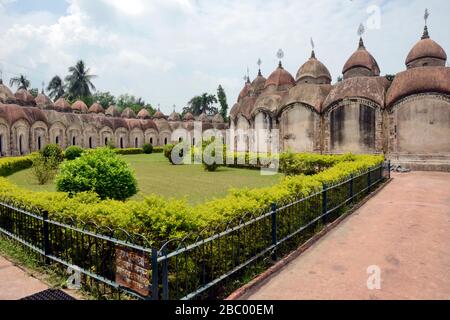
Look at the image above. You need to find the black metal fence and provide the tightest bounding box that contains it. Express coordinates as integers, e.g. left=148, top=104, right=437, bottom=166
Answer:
left=0, top=162, right=390, bottom=300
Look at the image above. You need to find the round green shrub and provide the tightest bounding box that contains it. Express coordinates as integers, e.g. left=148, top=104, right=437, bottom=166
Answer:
left=41, top=144, right=64, bottom=163
left=143, top=143, right=153, bottom=154
left=64, top=146, right=84, bottom=160
left=56, top=148, right=138, bottom=200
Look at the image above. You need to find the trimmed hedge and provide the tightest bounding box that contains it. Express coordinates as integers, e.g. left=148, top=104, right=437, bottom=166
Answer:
left=0, top=155, right=35, bottom=177
left=114, top=147, right=164, bottom=155
left=0, top=153, right=384, bottom=245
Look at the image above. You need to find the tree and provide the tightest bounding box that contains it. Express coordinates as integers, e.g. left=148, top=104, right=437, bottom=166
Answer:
left=92, top=91, right=116, bottom=109
left=9, top=75, right=30, bottom=90
left=47, top=75, right=66, bottom=100
left=184, top=93, right=218, bottom=116
left=29, top=88, right=39, bottom=98
left=116, top=94, right=155, bottom=114
left=217, top=85, right=228, bottom=121
left=65, top=60, right=97, bottom=100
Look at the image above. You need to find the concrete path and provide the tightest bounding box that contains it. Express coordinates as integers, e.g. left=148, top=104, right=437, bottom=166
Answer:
left=0, top=256, right=48, bottom=300
left=242, top=172, right=450, bottom=300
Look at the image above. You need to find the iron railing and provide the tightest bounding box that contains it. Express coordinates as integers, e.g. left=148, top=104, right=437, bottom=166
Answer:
left=0, top=162, right=390, bottom=300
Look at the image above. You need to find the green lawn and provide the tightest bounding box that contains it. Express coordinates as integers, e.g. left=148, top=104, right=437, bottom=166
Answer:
left=7, top=154, right=281, bottom=205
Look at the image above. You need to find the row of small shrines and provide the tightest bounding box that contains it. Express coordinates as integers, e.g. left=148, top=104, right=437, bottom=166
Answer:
left=0, top=82, right=228, bottom=156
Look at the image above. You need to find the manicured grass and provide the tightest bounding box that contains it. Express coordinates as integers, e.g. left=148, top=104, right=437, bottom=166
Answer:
left=6, top=153, right=281, bottom=205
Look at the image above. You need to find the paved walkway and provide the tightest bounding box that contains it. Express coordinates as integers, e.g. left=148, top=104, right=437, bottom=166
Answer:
left=242, top=172, right=450, bottom=300
left=0, top=256, right=48, bottom=300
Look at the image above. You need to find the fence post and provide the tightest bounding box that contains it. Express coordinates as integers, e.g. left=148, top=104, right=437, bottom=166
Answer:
left=322, top=183, right=328, bottom=225
left=151, top=247, right=159, bottom=300
left=367, top=168, right=371, bottom=194
left=388, top=160, right=391, bottom=179
left=349, top=174, right=354, bottom=204
left=42, top=210, right=51, bottom=265
left=271, top=203, right=277, bottom=261
left=162, top=247, right=169, bottom=300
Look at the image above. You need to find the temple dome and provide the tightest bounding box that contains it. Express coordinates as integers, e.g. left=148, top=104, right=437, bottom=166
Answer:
left=264, top=62, right=296, bottom=90
left=212, top=113, right=224, bottom=123
left=105, top=105, right=121, bottom=117
left=54, top=98, right=72, bottom=113
left=137, top=108, right=151, bottom=119
left=71, top=100, right=88, bottom=114
left=405, top=26, right=447, bottom=68
left=238, top=80, right=251, bottom=102
left=89, top=102, right=105, bottom=114
left=15, top=89, right=36, bottom=106
left=168, top=111, right=181, bottom=121
left=153, top=109, right=166, bottom=119
left=121, top=107, right=137, bottom=119
left=0, top=83, right=16, bottom=103
left=35, top=92, right=54, bottom=110
left=250, top=70, right=267, bottom=95
left=296, top=51, right=332, bottom=84
left=183, top=112, right=195, bottom=121
left=198, top=112, right=210, bottom=122
left=343, top=38, right=380, bottom=79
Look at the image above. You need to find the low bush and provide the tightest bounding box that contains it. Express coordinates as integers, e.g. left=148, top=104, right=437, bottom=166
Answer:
left=0, top=155, right=35, bottom=177
left=41, top=144, right=64, bottom=164
left=164, top=144, right=176, bottom=164
left=64, top=146, right=84, bottom=161
left=114, top=148, right=143, bottom=155
left=143, top=144, right=153, bottom=154
left=56, top=148, right=138, bottom=201
left=202, top=139, right=222, bottom=172
left=32, top=154, right=59, bottom=185
left=153, top=147, right=164, bottom=154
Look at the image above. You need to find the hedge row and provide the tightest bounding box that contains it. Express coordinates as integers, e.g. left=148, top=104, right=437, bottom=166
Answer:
left=114, top=147, right=164, bottom=155
left=0, top=155, right=35, bottom=177
left=0, top=153, right=384, bottom=245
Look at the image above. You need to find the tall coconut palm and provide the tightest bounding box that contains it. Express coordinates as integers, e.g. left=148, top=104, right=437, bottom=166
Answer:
left=65, top=60, right=97, bottom=100
left=9, top=75, right=30, bottom=90
left=47, top=75, right=66, bottom=100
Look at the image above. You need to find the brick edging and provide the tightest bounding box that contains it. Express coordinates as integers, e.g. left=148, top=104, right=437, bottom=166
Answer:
left=226, top=178, right=393, bottom=300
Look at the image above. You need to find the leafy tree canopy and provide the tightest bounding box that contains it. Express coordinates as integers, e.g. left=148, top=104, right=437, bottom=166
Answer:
left=47, top=75, right=66, bottom=101
left=217, top=85, right=228, bottom=122
left=183, top=93, right=218, bottom=116
left=9, top=75, right=30, bottom=90
left=65, top=60, right=97, bottom=100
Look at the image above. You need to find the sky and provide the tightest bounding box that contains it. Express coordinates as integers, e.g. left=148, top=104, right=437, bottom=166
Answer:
left=0, top=0, right=449, bottom=114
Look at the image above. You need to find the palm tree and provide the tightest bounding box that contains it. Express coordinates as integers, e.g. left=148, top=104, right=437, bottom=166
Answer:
left=47, top=76, right=66, bottom=100
left=65, top=60, right=97, bottom=100
left=9, top=75, right=30, bottom=90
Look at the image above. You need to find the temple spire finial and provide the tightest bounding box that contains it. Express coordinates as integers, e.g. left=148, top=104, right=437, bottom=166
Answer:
left=310, top=38, right=316, bottom=59
left=0, top=68, right=3, bottom=85
left=277, top=49, right=284, bottom=68
left=357, top=23, right=366, bottom=49
left=422, top=9, right=430, bottom=39
left=257, top=58, right=262, bottom=76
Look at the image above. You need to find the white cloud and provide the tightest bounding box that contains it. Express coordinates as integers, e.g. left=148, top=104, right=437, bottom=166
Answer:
left=0, top=0, right=449, bottom=114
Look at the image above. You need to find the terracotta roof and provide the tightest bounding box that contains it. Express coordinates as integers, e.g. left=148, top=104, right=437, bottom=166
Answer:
left=35, top=93, right=54, bottom=110
left=140, top=119, right=159, bottom=131
left=121, top=107, right=137, bottom=119
left=198, top=112, right=210, bottom=122
left=71, top=100, right=88, bottom=113
left=153, top=109, right=165, bottom=119
left=405, top=37, right=447, bottom=66
left=0, top=84, right=16, bottom=103
left=137, top=108, right=151, bottom=119
left=168, top=111, right=181, bottom=121
left=212, top=113, right=224, bottom=123
left=105, top=105, right=121, bottom=117
left=183, top=112, right=195, bottom=121
left=323, top=76, right=389, bottom=111
left=89, top=102, right=105, bottom=114
left=343, top=38, right=380, bottom=76
left=15, top=89, right=36, bottom=106
left=386, top=66, right=450, bottom=107
left=0, top=103, right=46, bottom=125
left=54, top=98, right=72, bottom=113
left=281, top=83, right=333, bottom=113
left=296, top=51, right=332, bottom=83
left=251, top=70, right=267, bottom=94
left=264, top=62, right=296, bottom=89
left=238, top=82, right=251, bottom=101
